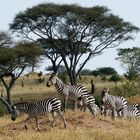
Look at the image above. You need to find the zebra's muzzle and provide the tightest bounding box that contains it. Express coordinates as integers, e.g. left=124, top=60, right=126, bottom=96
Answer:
left=46, top=82, right=51, bottom=87
left=11, top=117, right=16, bottom=121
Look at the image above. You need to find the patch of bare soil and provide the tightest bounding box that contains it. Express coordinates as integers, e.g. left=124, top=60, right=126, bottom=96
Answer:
left=1, top=112, right=116, bottom=136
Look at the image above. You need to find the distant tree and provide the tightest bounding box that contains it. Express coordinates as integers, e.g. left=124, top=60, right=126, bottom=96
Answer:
left=46, top=65, right=66, bottom=73
left=10, top=3, right=139, bottom=84
left=91, top=70, right=101, bottom=77
left=97, top=67, right=118, bottom=76
left=109, top=74, right=121, bottom=83
left=91, top=67, right=117, bottom=79
left=116, top=47, right=140, bottom=81
left=80, top=69, right=92, bottom=75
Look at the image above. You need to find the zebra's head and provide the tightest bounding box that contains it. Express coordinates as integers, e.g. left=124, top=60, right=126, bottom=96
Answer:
left=11, top=105, right=19, bottom=121
left=101, top=88, right=109, bottom=103
left=0, top=91, right=19, bottom=121
left=46, top=72, right=58, bottom=87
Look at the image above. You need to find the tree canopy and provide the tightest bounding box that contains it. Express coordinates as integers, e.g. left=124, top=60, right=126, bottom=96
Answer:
left=0, top=32, right=43, bottom=104
left=10, top=3, right=139, bottom=84
left=116, top=47, right=140, bottom=80
left=91, top=67, right=118, bottom=77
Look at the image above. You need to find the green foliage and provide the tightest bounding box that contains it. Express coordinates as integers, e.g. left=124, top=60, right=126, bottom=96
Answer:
left=0, top=102, right=8, bottom=116
left=124, top=69, right=138, bottom=81
left=0, top=31, right=13, bottom=48
left=97, top=67, right=118, bottom=76
left=80, top=69, right=92, bottom=75
left=91, top=67, right=118, bottom=80
left=58, top=72, right=69, bottom=83
left=116, top=47, right=140, bottom=81
left=36, top=78, right=45, bottom=84
left=91, top=70, right=101, bottom=77
left=10, top=3, right=139, bottom=84
left=109, top=74, right=122, bottom=82
left=113, top=81, right=140, bottom=97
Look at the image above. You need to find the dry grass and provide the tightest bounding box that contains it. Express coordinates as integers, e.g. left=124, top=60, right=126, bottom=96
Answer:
left=0, top=110, right=140, bottom=140
left=0, top=73, right=140, bottom=140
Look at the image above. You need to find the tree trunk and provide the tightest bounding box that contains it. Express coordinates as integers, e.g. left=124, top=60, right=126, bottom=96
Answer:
left=31, top=63, right=35, bottom=72
left=67, top=70, right=77, bottom=85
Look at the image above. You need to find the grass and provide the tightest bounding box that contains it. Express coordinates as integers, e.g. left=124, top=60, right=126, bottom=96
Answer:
left=0, top=73, right=140, bottom=140
left=0, top=110, right=140, bottom=140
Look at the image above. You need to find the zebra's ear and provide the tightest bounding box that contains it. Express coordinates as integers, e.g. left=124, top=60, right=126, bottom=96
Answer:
left=107, top=89, right=110, bottom=93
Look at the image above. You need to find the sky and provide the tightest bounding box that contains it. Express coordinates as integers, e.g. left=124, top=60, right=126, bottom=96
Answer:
left=0, top=0, right=140, bottom=74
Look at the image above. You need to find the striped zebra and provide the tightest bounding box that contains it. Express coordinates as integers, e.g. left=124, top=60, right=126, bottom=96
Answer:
left=100, top=88, right=127, bottom=120
left=77, top=95, right=100, bottom=116
left=46, top=72, right=95, bottom=111
left=11, top=97, right=67, bottom=131
left=100, top=103, right=140, bottom=119
left=126, top=104, right=140, bottom=119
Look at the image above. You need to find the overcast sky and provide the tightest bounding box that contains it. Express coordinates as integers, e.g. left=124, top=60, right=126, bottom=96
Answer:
left=0, top=0, right=140, bottom=74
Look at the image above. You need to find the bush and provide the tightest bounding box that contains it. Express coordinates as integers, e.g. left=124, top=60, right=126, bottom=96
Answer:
left=113, top=81, right=140, bottom=97
left=109, top=74, right=122, bottom=82
left=58, top=72, right=69, bottom=83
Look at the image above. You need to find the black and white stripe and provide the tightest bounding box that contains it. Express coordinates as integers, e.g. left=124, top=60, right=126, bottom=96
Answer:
left=46, top=72, right=94, bottom=111
left=11, top=97, right=67, bottom=131
left=100, top=103, right=140, bottom=119
left=100, top=88, right=128, bottom=119
left=126, top=104, right=140, bottom=119
left=77, top=95, right=100, bottom=116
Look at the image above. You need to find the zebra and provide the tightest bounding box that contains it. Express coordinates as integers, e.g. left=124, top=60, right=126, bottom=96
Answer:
left=77, top=94, right=100, bottom=116
left=46, top=72, right=95, bottom=111
left=126, top=104, right=140, bottom=119
left=11, top=97, right=67, bottom=131
left=100, top=88, right=128, bottom=120
left=100, top=103, right=140, bottom=119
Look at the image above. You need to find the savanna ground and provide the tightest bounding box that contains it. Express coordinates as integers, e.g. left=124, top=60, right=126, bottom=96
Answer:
left=0, top=73, right=140, bottom=140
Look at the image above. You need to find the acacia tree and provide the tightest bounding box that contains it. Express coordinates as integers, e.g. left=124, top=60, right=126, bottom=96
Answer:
left=0, top=31, right=13, bottom=48
left=10, top=3, right=139, bottom=84
left=116, top=47, right=140, bottom=80
left=0, top=33, right=43, bottom=105
left=38, top=39, right=62, bottom=73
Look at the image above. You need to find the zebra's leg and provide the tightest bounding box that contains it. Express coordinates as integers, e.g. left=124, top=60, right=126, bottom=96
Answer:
left=64, top=97, right=68, bottom=112
left=34, top=116, right=41, bottom=131
left=104, top=107, right=107, bottom=117
left=88, top=106, right=95, bottom=117
left=51, top=111, right=56, bottom=127
left=74, top=101, right=77, bottom=111
left=57, top=111, right=67, bottom=128
left=117, top=111, right=121, bottom=118
left=121, top=107, right=127, bottom=118
left=24, top=116, right=31, bottom=130
left=111, top=108, right=116, bottom=120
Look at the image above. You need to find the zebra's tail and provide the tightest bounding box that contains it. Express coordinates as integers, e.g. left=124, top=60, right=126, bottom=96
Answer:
left=90, top=80, right=95, bottom=94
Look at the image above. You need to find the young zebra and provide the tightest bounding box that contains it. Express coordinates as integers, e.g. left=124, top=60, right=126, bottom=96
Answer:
left=46, top=72, right=95, bottom=111
left=11, top=97, right=67, bottom=131
left=77, top=95, right=100, bottom=116
left=100, top=88, right=127, bottom=120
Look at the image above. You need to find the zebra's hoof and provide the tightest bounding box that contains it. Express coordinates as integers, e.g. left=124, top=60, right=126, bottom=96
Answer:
left=24, top=125, right=28, bottom=130
left=36, top=128, right=41, bottom=132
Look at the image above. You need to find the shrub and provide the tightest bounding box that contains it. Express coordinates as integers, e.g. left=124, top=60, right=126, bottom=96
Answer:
left=113, top=81, right=139, bottom=97
left=109, top=74, right=122, bottom=82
